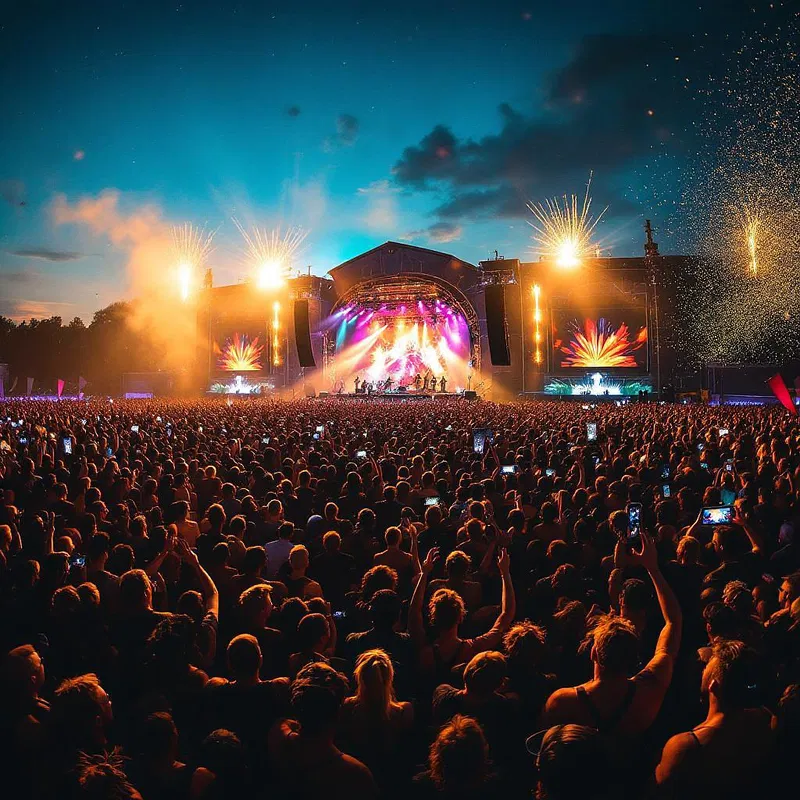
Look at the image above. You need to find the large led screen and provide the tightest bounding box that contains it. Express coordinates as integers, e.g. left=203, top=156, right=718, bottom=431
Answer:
left=552, top=308, right=648, bottom=370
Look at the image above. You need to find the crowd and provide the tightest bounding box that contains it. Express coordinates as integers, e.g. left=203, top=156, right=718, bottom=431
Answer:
left=1, top=396, right=799, bottom=799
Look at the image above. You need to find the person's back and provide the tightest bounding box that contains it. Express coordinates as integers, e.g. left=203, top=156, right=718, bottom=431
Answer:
left=656, top=641, right=774, bottom=800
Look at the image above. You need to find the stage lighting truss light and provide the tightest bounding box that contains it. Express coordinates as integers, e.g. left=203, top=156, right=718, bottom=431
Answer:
left=533, top=284, right=543, bottom=365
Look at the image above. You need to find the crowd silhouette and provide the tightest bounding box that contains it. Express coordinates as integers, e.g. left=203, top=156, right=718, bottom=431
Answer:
left=1, top=397, right=799, bottom=799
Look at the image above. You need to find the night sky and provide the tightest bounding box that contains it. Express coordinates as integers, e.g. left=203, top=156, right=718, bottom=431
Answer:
left=0, top=0, right=786, bottom=321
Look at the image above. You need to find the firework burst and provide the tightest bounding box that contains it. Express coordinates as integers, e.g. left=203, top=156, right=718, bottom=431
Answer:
left=559, top=318, right=647, bottom=368
left=528, top=175, right=607, bottom=267
left=171, top=223, right=215, bottom=302
left=234, top=219, right=307, bottom=289
left=215, top=334, right=264, bottom=371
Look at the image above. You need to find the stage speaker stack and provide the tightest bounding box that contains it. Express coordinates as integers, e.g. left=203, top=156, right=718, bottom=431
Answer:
left=484, top=284, right=511, bottom=366
left=293, top=299, right=316, bottom=368
left=464, top=390, right=477, bottom=400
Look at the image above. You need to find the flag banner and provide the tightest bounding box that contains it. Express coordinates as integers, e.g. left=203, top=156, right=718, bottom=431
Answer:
left=57, top=379, right=65, bottom=398
left=768, top=374, right=797, bottom=415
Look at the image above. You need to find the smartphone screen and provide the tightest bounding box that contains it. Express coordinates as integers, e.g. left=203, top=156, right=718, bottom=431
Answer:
left=62, top=437, right=73, bottom=455
left=545, top=468, right=556, bottom=477
left=702, top=506, right=733, bottom=525
left=424, top=497, right=440, bottom=507
left=356, top=450, right=367, bottom=460
left=70, top=555, right=86, bottom=568
left=587, top=422, right=597, bottom=442
left=662, top=484, right=671, bottom=498
left=131, top=425, right=139, bottom=433
left=719, top=428, right=729, bottom=436
left=627, top=503, right=642, bottom=544
left=725, top=460, right=733, bottom=472
left=697, top=442, right=704, bottom=452
left=473, top=429, right=488, bottom=454
left=700, top=462, right=709, bottom=471
left=501, top=465, right=516, bottom=475
left=660, top=464, right=670, bottom=480
left=316, top=425, right=324, bottom=434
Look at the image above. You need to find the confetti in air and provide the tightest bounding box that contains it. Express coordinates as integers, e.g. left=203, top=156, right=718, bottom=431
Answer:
left=671, top=11, right=800, bottom=364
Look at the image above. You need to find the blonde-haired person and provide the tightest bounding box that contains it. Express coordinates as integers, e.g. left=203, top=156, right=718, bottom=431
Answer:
left=339, top=648, right=414, bottom=789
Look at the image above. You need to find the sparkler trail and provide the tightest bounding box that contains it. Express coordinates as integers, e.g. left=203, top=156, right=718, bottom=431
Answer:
left=528, top=174, right=606, bottom=267
left=234, top=218, right=308, bottom=289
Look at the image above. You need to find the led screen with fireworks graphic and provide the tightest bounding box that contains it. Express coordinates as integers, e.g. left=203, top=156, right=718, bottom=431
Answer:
left=554, top=316, right=648, bottom=369
left=326, top=300, right=471, bottom=389
left=214, top=333, right=264, bottom=372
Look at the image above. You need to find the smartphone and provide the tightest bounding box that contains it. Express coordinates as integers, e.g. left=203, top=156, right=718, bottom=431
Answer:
left=662, top=484, right=671, bottom=498
left=131, top=425, right=139, bottom=433
left=356, top=450, right=367, bottom=460
left=473, top=428, right=489, bottom=454
left=700, top=462, right=709, bottom=471
left=70, top=555, right=86, bottom=568
left=545, top=468, right=556, bottom=477
left=697, top=442, right=704, bottom=452
left=262, top=436, right=270, bottom=444
left=501, top=465, right=517, bottom=475
left=106, top=446, right=114, bottom=457
left=627, top=502, right=642, bottom=545
left=660, top=463, right=670, bottom=480
left=446, top=424, right=453, bottom=431
left=719, top=428, right=729, bottom=436
left=333, top=610, right=347, bottom=619
left=18, top=436, right=29, bottom=446
left=725, top=460, right=733, bottom=472
left=701, top=506, right=733, bottom=525
left=586, top=422, right=597, bottom=442
left=424, top=496, right=440, bottom=507
left=313, top=432, right=320, bottom=440
left=316, top=425, right=324, bottom=434
left=63, top=437, right=73, bottom=455
left=156, top=416, right=162, bottom=423
left=593, top=455, right=601, bottom=467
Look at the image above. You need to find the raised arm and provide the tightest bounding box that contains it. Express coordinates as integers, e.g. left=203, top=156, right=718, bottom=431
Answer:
left=176, top=536, right=220, bottom=618
left=408, top=548, right=438, bottom=645
left=495, top=547, right=516, bottom=629
left=630, top=531, right=682, bottom=661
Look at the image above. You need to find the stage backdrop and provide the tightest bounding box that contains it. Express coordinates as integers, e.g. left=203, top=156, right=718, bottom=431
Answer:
left=551, top=307, right=648, bottom=371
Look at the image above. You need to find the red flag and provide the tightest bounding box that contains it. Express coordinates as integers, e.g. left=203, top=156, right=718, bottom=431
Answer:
left=57, top=379, right=65, bottom=398
left=767, top=374, right=797, bottom=415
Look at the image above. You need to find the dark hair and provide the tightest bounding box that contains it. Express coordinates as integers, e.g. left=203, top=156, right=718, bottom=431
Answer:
left=290, top=662, right=349, bottom=734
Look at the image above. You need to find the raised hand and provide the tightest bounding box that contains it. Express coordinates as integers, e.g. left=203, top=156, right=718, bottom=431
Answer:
left=423, top=547, right=440, bottom=575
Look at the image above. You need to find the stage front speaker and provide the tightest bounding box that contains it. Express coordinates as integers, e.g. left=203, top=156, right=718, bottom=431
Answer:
left=484, top=285, right=510, bottom=366
left=464, top=390, right=477, bottom=401
left=293, top=299, right=316, bottom=368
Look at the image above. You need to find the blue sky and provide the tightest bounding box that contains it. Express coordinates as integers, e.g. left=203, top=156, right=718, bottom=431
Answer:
left=0, top=0, right=771, bottom=321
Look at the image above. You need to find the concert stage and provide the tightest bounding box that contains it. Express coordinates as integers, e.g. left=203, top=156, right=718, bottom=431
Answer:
left=325, top=391, right=463, bottom=401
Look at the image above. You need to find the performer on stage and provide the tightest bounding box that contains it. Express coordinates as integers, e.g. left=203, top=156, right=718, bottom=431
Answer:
left=414, top=373, right=422, bottom=391
left=422, top=373, right=429, bottom=392
left=354, top=376, right=360, bottom=394
left=384, top=376, right=393, bottom=391
left=439, top=375, right=447, bottom=393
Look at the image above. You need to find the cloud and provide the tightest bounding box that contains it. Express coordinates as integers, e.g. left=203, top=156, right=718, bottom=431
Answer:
left=0, top=269, right=38, bottom=285
left=392, top=33, right=700, bottom=222
left=402, top=221, right=463, bottom=245
left=358, top=180, right=400, bottom=233
left=7, top=248, right=83, bottom=262
left=286, top=106, right=301, bottom=117
left=0, top=179, right=26, bottom=207
left=323, top=113, right=360, bottom=151
left=0, top=298, right=75, bottom=322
